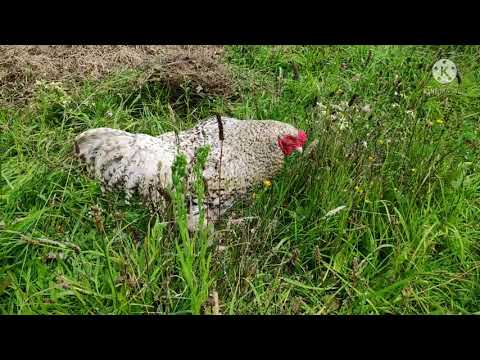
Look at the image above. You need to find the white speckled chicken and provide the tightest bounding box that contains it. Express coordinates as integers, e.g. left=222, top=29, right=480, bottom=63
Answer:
left=74, top=116, right=307, bottom=230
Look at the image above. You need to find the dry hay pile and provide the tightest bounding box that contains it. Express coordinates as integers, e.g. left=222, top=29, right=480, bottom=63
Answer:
left=142, top=47, right=234, bottom=99
left=0, top=45, right=234, bottom=105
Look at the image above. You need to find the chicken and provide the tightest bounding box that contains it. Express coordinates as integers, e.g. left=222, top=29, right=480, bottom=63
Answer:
left=74, top=116, right=307, bottom=231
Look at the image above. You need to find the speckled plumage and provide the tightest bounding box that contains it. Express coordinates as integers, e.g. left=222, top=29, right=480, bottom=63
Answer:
left=75, top=116, right=303, bottom=230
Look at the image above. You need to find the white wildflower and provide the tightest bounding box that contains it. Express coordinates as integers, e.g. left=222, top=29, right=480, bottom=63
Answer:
left=361, top=104, right=372, bottom=113
left=339, top=119, right=349, bottom=131
left=316, top=102, right=327, bottom=116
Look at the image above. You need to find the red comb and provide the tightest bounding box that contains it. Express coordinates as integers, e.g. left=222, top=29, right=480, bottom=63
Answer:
left=278, top=131, right=308, bottom=156
left=298, top=131, right=307, bottom=143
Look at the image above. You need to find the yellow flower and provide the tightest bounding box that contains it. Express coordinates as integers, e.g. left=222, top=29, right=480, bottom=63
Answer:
left=263, top=179, right=272, bottom=189
left=435, top=118, right=444, bottom=125
left=355, top=186, right=363, bottom=194
left=411, top=168, right=416, bottom=173
left=368, top=155, right=374, bottom=162
left=377, top=139, right=384, bottom=145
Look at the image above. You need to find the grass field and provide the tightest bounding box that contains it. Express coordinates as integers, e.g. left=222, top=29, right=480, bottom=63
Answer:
left=1, top=45, right=479, bottom=314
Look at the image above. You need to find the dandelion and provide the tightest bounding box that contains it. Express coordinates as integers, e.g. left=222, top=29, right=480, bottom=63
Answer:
left=435, top=118, right=445, bottom=125
left=411, top=168, right=416, bottom=173
left=263, top=179, right=272, bottom=189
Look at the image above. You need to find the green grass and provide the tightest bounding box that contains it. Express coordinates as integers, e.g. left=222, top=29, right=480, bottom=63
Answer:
left=1, top=45, right=480, bottom=314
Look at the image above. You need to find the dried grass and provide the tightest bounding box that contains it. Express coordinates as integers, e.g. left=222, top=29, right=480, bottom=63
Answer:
left=0, top=45, right=233, bottom=105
